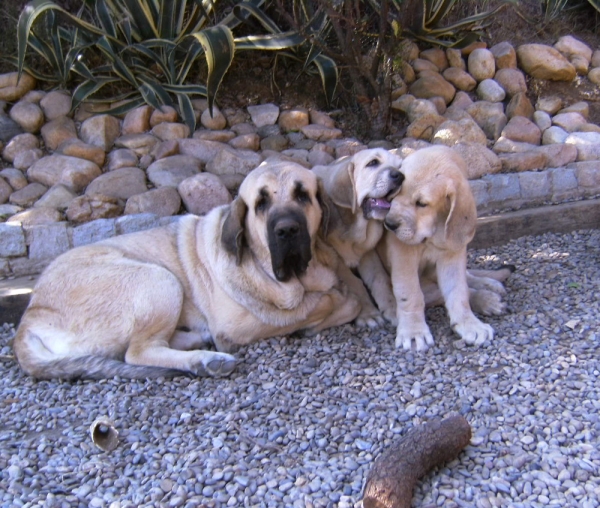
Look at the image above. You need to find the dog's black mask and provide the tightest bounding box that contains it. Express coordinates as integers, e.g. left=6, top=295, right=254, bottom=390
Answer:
left=267, top=209, right=312, bottom=282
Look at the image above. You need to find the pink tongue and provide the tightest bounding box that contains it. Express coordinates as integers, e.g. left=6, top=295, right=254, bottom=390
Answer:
left=370, top=198, right=390, bottom=209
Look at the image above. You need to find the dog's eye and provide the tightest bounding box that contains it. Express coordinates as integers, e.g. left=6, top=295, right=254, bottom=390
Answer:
left=295, top=189, right=311, bottom=205
left=366, top=159, right=380, bottom=167
left=416, top=200, right=428, bottom=208
left=255, top=192, right=270, bottom=213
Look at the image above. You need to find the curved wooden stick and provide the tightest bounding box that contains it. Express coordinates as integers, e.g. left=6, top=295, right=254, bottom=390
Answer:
left=362, top=414, right=472, bottom=508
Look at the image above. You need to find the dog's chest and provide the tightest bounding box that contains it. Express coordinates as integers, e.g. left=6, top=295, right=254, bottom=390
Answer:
left=337, top=220, right=383, bottom=267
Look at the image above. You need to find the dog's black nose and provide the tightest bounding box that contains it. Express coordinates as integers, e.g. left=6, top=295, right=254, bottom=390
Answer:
left=384, top=220, right=399, bottom=231
left=274, top=219, right=300, bottom=240
left=389, top=170, right=405, bottom=185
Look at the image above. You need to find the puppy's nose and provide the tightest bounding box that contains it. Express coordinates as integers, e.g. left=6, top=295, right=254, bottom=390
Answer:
left=274, top=219, right=300, bottom=240
left=389, top=170, right=405, bottom=185
left=384, top=220, right=399, bottom=231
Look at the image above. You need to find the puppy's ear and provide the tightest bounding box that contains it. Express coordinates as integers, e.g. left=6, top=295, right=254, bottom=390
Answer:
left=316, top=177, right=333, bottom=237
left=444, top=178, right=477, bottom=251
left=221, top=197, right=247, bottom=265
left=323, top=160, right=357, bottom=213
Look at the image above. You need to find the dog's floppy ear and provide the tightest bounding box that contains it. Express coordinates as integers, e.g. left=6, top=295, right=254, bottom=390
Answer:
left=444, top=178, right=477, bottom=251
left=323, top=159, right=357, bottom=213
left=316, top=177, right=333, bottom=237
left=221, top=197, right=248, bottom=265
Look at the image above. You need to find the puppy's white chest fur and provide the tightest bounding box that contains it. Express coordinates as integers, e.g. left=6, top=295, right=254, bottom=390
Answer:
left=334, top=218, right=383, bottom=267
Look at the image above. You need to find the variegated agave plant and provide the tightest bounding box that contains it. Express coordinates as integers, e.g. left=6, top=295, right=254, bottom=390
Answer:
left=14, top=0, right=339, bottom=132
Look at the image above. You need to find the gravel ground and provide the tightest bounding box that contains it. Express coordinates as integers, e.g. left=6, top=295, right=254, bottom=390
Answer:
left=1, top=229, right=599, bottom=508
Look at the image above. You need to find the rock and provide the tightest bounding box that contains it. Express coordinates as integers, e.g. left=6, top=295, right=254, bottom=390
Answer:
left=300, top=124, right=343, bottom=142
left=406, top=114, right=444, bottom=141
left=446, top=48, right=466, bottom=70
left=40, top=116, right=78, bottom=151
left=536, top=143, right=578, bottom=167
left=516, top=44, right=576, bottom=81
left=194, top=129, right=236, bottom=142
left=122, top=105, right=152, bottom=135
left=506, top=93, right=535, bottom=120
left=493, top=68, right=527, bottom=98
left=552, top=112, right=587, bottom=133
left=151, top=122, right=190, bottom=141
left=80, top=114, right=121, bottom=150
left=279, top=108, right=309, bottom=132
left=468, top=48, right=496, bottom=81
left=409, top=72, right=456, bottom=104
left=542, top=126, right=569, bottom=145
left=56, top=139, right=106, bottom=167
left=432, top=117, right=487, bottom=146
left=125, top=187, right=181, bottom=216
left=420, top=48, right=448, bottom=71
left=147, top=154, right=203, bottom=187
left=452, top=143, right=502, bottom=179
left=85, top=167, right=148, bottom=200
left=229, top=133, right=260, bottom=151
left=490, top=41, right=517, bottom=69
left=27, top=154, right=101, bottom=192
left=0, top=176, right=11, bottom=204
left=114, top=133, right=160, bottom=156
left=150, top=105, right=178, bottom=126
left=501, top=116, right=541, bottom=145
left=7, top=207, right=63, bottom=225
left=533, top=110, right=552, bottom=132
left=564, top=132, right=600, bottom=161
left=0, top=168, right=28, bottom=190
left=498, top=151, right=547, bottom=172
left=449, top=91, right=473, bottom=110
left=0, top=114, right=24, bottom=143
left=442, top=68, right=477, bottom=92
left=152, top=140, right=179, bottom=160
left=589, top=68, right=600, bottom=86
left=309, top=110, right=336, bottom=128
left=205, top=148, right=262, bottom=176
left=9, top=182, right=48, bottom=207
left=201, top=105, right=227, bottom=130
left=2, top=135, right=32, bottom=169
left=13, top=148, right=43, bottom=170
left=39, top=91, right=72, bottom=120
left=107, top=148, right=138, bottom=170
left=66, top=194, right=123, bottom=223
left=9, top=101, right=44, bottom=133
left=554, top=35, right=593, bottom=64
left=536, top=96, right=563, bottom=115
left=476, top=79, right=506, bottom=102
left=0, top=72, right=36, bottom=101
left=261, top=134, right=289, bottom=151
left=466, top=101, right=507, bottom=140
left=178, top=138, right=229, bottom=164
left=248, top=103, right=280, bottom=128
left=413, top=58, right=439, bottom=73
left=34, top=183, right=77, bottom=210
left=559, top=101, right=589, bottom=119
left=178, top=173, right=231, bottom=215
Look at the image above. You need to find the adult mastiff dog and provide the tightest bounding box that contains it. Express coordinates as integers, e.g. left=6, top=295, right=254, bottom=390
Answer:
left=14, top=161, right=360, bottom=380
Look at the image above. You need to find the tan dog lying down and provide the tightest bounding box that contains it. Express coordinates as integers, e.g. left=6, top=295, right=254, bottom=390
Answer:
left=312, top=148, right=404, bottom=327
left=14, top=161, right=360, bottom=380
left=363, top=146, right=512, bottom=351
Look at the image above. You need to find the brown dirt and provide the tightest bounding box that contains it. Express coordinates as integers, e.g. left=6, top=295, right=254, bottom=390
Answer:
left=1, top=1, right=599, bottom=137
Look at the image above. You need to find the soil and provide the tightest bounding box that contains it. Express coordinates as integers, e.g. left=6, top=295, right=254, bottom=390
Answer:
left=1, top=1, right=599, bottom=139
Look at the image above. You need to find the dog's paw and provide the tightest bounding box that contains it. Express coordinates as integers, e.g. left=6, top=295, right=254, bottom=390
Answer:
left=470, top=276, right=507, bottom=295
left=395, top=325, right=434, bottom=352
left=453, top=317, right=494, bottom=346
left=471, top=289, right=506, bottom=316
left=382, top=307, right=398, bottom=327
left=355, top=306, right=386, bottom=329
left=193, top=352, right=237, bottom=377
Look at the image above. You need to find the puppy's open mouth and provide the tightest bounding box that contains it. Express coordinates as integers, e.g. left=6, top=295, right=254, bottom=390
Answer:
left=362, top=197, right=391, bottom=219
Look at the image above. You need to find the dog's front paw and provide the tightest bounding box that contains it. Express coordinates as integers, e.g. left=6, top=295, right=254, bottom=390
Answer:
left=395, top=324, right=434, bottom=352
left=471, top=289, right=506, bottom=316
left=193, top=352, right=237, bottom=377
left=355, top=309, right=386, bottom=329
left=453, top=317, right=494, bottom=346
left=382, top=307, right=398, bottom=327
left=470, top=276, right=506, bottom=295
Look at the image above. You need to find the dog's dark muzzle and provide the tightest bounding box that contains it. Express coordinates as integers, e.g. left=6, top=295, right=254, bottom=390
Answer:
left=267, top=209, right=312, bottom=282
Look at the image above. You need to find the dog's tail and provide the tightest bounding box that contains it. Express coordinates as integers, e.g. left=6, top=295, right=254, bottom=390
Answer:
left=29, top=356, right=191, bottom=380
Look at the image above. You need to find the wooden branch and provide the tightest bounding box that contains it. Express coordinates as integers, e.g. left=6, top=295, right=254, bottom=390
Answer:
left=362, top=415, right=472, bottom=508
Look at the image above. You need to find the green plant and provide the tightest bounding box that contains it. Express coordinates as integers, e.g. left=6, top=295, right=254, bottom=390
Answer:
left=14, top=0, right=339, bottom=132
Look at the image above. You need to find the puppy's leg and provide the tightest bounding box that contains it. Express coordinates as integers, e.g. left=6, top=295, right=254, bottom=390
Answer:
left=358, top=250, right=397, bottom=325
left=422, top=278, right=506, bottom=316
left=386, top=238, right=434, bottom=352
left=436, top=250, right=494, bottom=346
left=337, top=262, right=384, bottom=328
